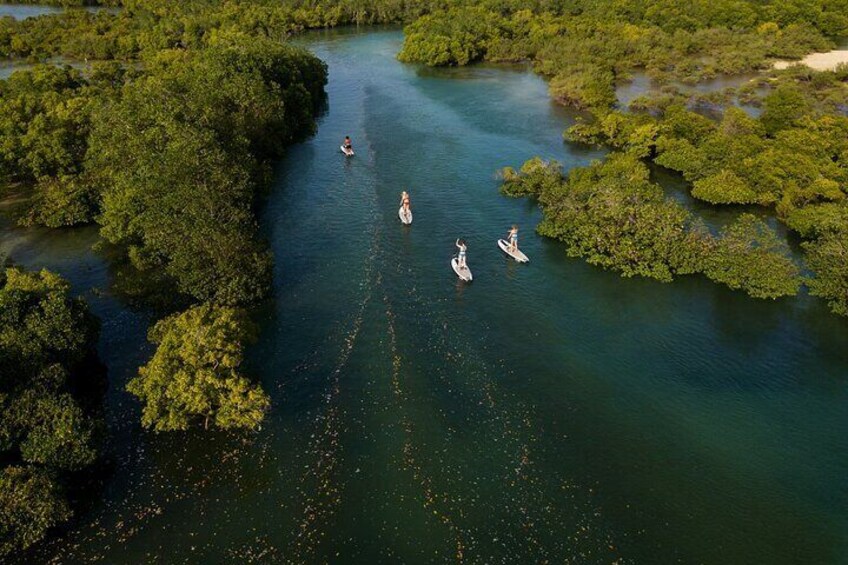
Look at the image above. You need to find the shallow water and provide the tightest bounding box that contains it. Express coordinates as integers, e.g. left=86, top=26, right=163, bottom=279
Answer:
left=0, top=61, right=32, bottom=79
left=0, top=3, right=115, bottom=19
left=0, top=58, right=90, bottom=80
left=3, top=29, right=848, bottom=564
left=616, top=71, right=766, bottom=116
left=0, top=4, right=62, bottom=19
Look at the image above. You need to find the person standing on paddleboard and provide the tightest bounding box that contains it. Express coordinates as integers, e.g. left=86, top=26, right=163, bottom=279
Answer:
left=343, top=136, right=352, bottom=150
left=507, top=225, right=519, bottom=253
left=456, top=239, right=468, bottom=269
left=400, top=191, right=411, bottom=215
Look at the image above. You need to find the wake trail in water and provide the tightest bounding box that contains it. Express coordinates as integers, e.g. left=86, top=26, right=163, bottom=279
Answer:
left=287, top=212, right=381, bottom=562
left=382, top=284, right=467, bottom=561
left=378, top=256, right=551, bottom=561
left=380, top=246, right=624, bottom=562
left=289, top=286, right=370, bottom=560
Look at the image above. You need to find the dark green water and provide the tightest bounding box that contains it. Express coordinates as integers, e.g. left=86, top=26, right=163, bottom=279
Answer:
left=2, top=29, right=848, bottom=564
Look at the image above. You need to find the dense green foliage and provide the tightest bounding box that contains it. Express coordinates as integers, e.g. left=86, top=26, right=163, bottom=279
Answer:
left=570, top=103, right=848, bottom=218
left=704, top=214, right=801, bottom=298
left=90, top=38, right=325, bottom=304
left=0, top=268, right=103, bottom=558
left=0, top=8, right=129, bottom=60
left=0, top=63, right=130, bottom=226
left=521, top=154, right=703, bottom=282
left=0, top=0, right=441, bottom=62
left=1, top=1, right=118, bottom=6
left=0, top=466, right=70, bottom=558
left=500, top=155, right=801, bottom=298
left=1, top=41, right=325, bottom=304
left=127, top=303, right=269, bottom=432
left=562, top=63, right=848, bottom=314
left=1, top=2, right=328, bottom=305
left=398, top=0, right=847, bottom=108
left=804, top=230, right=848, bottom=315
left=398, top=6, right=504, bottom=67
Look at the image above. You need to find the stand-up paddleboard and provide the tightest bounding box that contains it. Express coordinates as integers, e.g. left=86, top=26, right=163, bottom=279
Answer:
left=452, top=257, right=472, bottom=281
left=341, top=145, right=355, bottom=157
left=399, top=207, right=412, bottom=224
left=498, top=239, right=529, bottom=263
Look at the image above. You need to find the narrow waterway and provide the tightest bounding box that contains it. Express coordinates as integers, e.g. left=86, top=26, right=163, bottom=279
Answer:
left=4, top=28, right=848, bottom=564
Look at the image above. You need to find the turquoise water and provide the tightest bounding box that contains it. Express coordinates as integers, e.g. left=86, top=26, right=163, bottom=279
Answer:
left=2, top=29, right=847, bottom=563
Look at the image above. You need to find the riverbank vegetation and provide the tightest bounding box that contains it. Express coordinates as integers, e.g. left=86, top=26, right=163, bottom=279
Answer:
left=557, top=75, right=848, bottom=312
left=1, top=4, right=328, bottom=450
left=0, top=267, right=104, bottom=558
left=127, top=304, right=269, bottom=432
left=0, top=3, right=332, bottom=552
left=389, top=0, right=847, bottom=312
left=500, top=155, right=802, bottom=299
left=1, top=1, right=118, bottom=6
left=1, top=0, right=846, bottom=558
left=397, top=0, right=847, bottom=311
left=398, top=0, right=847, bottom=109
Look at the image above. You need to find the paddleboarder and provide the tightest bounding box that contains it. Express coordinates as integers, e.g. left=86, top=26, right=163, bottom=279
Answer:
left=507, top=225, right=519, bottom=253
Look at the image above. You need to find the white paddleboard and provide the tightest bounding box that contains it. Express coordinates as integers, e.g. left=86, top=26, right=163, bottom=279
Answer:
left=498, top=239, right=529, bottom=263
left=399, top=207, right=412, bottom=224
left=341, top=145, right=354, bottom=157
left=451, top=257, right=472, bottom=281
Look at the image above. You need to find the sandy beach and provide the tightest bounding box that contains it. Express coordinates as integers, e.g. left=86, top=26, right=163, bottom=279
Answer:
left=774, top=49, right=848, bottom=70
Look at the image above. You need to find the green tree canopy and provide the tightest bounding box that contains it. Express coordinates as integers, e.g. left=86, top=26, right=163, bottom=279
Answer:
left=127, top=304, right=270, bottom=432
left=804, top=229, right=848, bottom=315
left=0, top=268, right=98, bottom=380
left=703, top=214, right=801, bottom=298
left=87, top=37, right=326, bottom=305
left=500, top=155, right=803, bottom=299
left=0, top=466, right=71, bottom=558
left=0, top=268, right=102, bottom=560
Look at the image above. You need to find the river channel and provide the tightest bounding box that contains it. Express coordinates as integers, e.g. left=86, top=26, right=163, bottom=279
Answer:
left=3, top=28, right=847, bottom=564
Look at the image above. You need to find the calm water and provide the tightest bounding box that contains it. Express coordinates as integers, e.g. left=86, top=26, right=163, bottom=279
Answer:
left=0, top=4, right=62, bottom=19
left=2, top=29, right=847, bottom=564
left=0, top=4, right=116, bottom=19
left=0, top=61, right=32, bottom=79
left=0, top=58, right=90, bottom=80
left=616, top=71, right=766, bottom=117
